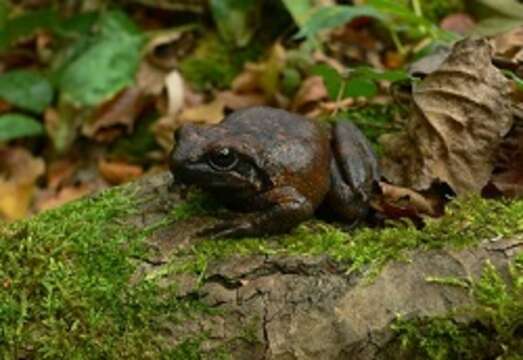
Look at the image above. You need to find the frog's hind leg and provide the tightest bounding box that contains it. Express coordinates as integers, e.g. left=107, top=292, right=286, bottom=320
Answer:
left=325, top=120, right=380, bottom=222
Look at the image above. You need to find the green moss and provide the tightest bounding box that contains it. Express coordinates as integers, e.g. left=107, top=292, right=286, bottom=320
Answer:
left=392, top=258, right=523, bottom=359
left=0, top=187, right=212, bottom=358
left=170, top=195, right=523, bottom=279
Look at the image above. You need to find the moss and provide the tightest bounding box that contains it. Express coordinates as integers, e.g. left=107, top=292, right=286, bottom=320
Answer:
left=0, top=187, right=212, bottom=358
left=1, top=183, right=522, bottom=357
left=169, top=194, right=523, bottom=279
left=392, top=259, right=523, bottom=359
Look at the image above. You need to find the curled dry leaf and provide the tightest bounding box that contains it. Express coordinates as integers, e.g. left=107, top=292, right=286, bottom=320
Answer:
left=291, top=75, right=328, bottom=112
left=491, top=114, right=523, bottom=197
left=82, top=87, right=146, bottom=142
left=0, top=147, right=45, bottom=220
left=374, top=182, right=441, bottom=219
left=136, top=61, right=168, bottom=96
left=98, top=159, right=144, bottom=185
left=381, top=38, right=513, bottom=195
left=144, top=28, right=196, bottom=70
left=178, top=98, right=225, bottom=125
left=491, top=26, right=523, bottom=62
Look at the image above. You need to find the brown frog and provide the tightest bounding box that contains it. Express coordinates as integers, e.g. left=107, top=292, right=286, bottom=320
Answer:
left=170, top=106, right=380, bottom=238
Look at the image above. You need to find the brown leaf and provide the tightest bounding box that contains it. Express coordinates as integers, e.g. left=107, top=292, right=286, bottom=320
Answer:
left=152, top=115, right=177, bottom=152
left=217, top=91, right=267, bottom=110
left=46, top=158, right=79, bottom=190
left=0, top=147, right=45, bottom=220
left=375, top=182, right=441, bottom=218
left=491, top=26, right=523, bottom=61
left=35, top=184, right=94, bottom=212
left=98, top=159, right=144, bottom=185
left=381, top=38, right=513, bottom=195
left=178, top=99, right=225, bottom=125
left=291, top=76, right=328, bottom=112
left=136, top=60, right=168, bottom=96
left=82, top=87, right=146, bottom=142
left=491, top=116, right=523, bottom=197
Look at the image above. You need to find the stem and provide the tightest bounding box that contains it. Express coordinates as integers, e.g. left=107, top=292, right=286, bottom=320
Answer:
left=390, top=29, right=405, bottom=55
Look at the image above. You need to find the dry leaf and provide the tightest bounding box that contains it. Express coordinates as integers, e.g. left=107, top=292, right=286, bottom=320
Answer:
left=98, top=159, right=143, bottom=185
left=375, top=182, right=440, bottom=218
left=46, top=158, right=79, bottom=190
left=35, top=183, right=94, bottom=212
left=178, top=99, right=225, bottom=125
left=83, top=87, right=146, bottom=142
left=291, top=76, right=328, bottom=112
left=152, top=115, right=177, bottom=152
left=0, top=147, right=45, bottom=220
left=217, top=91, right=267, bottom=110
left=136, top=61, right=168, bottom=96
left=491, top=26, right=523, bottom=61
left=491, top=115, right=523, bottom=197
left=381, top=38, right=513, bottom=195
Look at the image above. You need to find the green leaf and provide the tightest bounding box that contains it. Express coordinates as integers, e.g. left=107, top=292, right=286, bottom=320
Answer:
left=0, top=70, right=53, bottom=113
left=281, top=0, right=314, bottom=27
left=472, top=17, right=523, bottom=36
left=297, top=5, right=384, bottom=38
left=58, top=11, right=144, bottom=107
left=0, top=113, right=44, bottom=142
left=351, top=67, right=410, bottom=82
left=0, top=9, right=58, bottom=50
left=344, top=78, right=378, bottom=98
left=210, top=0, right=260, bottom=47
left=477, top=0, right=523, bottom=19
left=311, top=64, right=345, bottom=100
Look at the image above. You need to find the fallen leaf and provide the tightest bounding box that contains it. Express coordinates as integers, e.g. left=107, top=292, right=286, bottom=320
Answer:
left=491, top=26, right=523, bottom=65
left=136, top=60, right=168, bottom=96
left=98, top=159, right=143, bottom=185
left=35, top=184, right=94, bottom=212
left=178, top=98, right=225, bottom=125
left=491, top=115, right=523, bottom=197
left=375, top=182, right=441, bottom=218
left=381, top=38, right=513, bottom=195
left=145, top=28, right=196, bottom=70
left=291, top=75, right=328, bottom=112
left=0, top=147, right=45, bottom=220
left=46, top=158, right=79, bottom=190
left=82, top=87, right=146, bottom=142
left=152, top=115, right=177, bottom=152
left=217, top=90, right=267, bottom=110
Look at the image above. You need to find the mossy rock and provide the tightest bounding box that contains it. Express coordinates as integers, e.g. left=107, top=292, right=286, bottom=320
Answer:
left=1, top=172, right=522, bottom=359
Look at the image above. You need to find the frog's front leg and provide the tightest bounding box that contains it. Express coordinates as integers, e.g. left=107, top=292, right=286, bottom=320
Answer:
left=199, top=187, right=314, bottom=238
left=325, top=120, right=380, bottom=222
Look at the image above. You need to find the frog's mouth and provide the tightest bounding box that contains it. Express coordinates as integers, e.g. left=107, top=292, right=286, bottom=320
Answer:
left=174, top=162, right=269, bottom=198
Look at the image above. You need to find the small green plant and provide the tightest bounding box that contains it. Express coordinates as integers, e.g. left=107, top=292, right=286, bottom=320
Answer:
left=392, top=258, right=523, bottom=359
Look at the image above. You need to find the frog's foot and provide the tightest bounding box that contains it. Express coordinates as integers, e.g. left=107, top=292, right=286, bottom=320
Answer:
left=198, top=187, right=315, bottom=239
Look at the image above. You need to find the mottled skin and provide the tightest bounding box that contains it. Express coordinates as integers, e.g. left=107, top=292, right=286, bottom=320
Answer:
left=171, top=106, right=380, bottom=238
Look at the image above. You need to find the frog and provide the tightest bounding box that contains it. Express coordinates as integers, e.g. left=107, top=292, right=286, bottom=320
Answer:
left=170, top=106, right=380, bottom=238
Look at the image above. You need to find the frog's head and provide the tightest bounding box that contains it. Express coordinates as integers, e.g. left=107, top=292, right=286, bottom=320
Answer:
left=170, top=116, right=272, bottom=199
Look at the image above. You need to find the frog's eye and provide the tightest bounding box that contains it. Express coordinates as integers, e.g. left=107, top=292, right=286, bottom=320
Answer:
left=208, top=147, right=238, bottom=171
